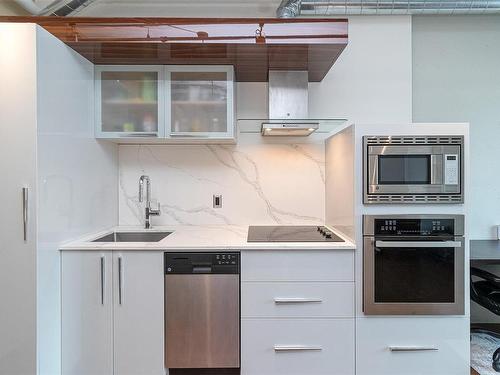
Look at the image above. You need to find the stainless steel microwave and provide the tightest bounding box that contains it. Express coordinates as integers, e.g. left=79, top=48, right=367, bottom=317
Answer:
left=364, top=135, right=464, bottom=204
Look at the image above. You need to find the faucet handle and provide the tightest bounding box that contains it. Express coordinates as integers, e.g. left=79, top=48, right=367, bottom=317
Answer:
left=152, top=201, right=161, bottom=216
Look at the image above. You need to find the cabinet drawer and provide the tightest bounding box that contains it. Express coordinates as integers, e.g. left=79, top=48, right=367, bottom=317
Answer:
left=356, top=317, right=469, bottom=375
left=241, top=319, right=354, bottom=375
left=241, top=282, right=354, bottom=318
left=241, top=250, right=354, bottom=281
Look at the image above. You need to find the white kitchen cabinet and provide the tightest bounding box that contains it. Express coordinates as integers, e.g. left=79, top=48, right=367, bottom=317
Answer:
left=62, top=251, right=164, bottom=375
left=356, top=317, right=469, bottom=375
left=95, top=65, right=235, bottom=142
left=113, top=252, right=164, bottom=375
left=62, top=251, right=114, bottom=375
left=241, top=319, right=355, bottom=375
left=166, top=65, right=235, bottom=140
left=95, top=65, right=165, bottom=139
left=241, top=282, right=354, bottom=318
left=0, top=24, right=38, bottom=375
left=241, top=250, right=355, bottom=375
left=241, top=250, right=354, bottom=282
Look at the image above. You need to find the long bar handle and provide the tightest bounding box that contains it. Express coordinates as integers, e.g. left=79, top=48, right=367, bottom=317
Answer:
left=274, top=345, right=322, bottom=352
left=100, top=256, right=105, bottom=305
left=274, top=298, right=323, bottom=304
left=22, top=187, right=28, bottom=242
left=120, top=133, right=157, bottom=138
left=118, top=256, right=123, bottom=305
left=170, top=133, right=210, bottom=138
left=389, top=346, right=438, bottom=352
left=375, top=241, right=461, bottom=248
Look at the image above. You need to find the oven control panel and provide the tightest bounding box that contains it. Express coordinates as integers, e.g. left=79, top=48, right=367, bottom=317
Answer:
left=374, top=218, right=455, bottom=236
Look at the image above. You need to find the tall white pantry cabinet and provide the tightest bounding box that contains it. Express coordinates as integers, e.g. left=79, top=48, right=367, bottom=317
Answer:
left=0, top=23, right=118, bottom=375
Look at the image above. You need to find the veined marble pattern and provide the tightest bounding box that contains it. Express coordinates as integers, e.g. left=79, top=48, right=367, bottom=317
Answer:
left=119, top=135, right=326, bottom=226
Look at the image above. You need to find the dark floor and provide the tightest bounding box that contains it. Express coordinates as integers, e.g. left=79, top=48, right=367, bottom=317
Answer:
left=470, top=324, right=500, bottom=375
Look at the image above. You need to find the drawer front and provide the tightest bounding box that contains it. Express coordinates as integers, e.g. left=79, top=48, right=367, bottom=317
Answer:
left=241, top=282, right=354, bottom=318
left=241, top=250, right=354, bottom=281
left=356, top=317, right=469, bottom=375
left=241, top=319, right=354, bottom=375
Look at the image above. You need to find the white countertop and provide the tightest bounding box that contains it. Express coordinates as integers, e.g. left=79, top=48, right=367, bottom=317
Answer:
left=59, top=225, right=356, bottom=251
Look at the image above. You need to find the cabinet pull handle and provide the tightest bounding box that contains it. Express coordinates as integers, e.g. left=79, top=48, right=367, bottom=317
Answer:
left=118, top=256, right=123, bottom=305
left=388, top=346, right=438, bottom=352
left=120, top=133, right=157, bottom=138
left=274, top=298, right=323, bottom=304
left=100, top=256, right=105, bottom=305
left=169, top=133, right=211, bottom=138
left=274, top=345, right=322, bottom=352
left=22, top=187, right=28, bottom=242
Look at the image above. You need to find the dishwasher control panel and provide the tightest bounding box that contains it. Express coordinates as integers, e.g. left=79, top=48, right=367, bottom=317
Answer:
left=165, top=252, right=240, bottom=274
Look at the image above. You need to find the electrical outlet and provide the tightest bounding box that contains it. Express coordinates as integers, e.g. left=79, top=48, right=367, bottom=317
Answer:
left=213, top=194, right=222, bottom=208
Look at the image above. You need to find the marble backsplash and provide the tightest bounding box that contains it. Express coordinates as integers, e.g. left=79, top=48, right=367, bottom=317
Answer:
left=118, top=134, right=326, bottom=226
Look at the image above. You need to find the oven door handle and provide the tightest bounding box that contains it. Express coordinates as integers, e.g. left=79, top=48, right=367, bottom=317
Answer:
left=375, top=240, right=462, bottom=248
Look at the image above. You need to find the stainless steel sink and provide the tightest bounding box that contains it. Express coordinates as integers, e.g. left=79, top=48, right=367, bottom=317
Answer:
left=92, top=231, right=172, bottom=243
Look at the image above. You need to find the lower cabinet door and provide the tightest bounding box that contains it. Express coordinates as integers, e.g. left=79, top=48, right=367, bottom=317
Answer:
left=113, top=251, right=165, bottom=375
left=241, top=319, right=355, bottom=375
left=356, top=317, right=469, bottom=375
left=62, top=251, right=114, bottom=375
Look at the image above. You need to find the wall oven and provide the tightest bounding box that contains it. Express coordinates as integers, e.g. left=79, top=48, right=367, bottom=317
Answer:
left=363, top=215, right=465, bottom=315
left=364, top=135, right=464, bottom=204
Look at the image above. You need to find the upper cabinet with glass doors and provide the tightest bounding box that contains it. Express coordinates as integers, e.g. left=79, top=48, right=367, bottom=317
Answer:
left=95, top=65, right=235, bottom=142
left=166, top=66, right=234, bottom=140
left=95, top=66, right=165, bottom=139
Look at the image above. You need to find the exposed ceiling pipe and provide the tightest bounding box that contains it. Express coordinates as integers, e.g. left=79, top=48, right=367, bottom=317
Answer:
left=14, top=0, right=96, bottom=16
left=276, top=0, right=302, bottom=17
left=277, top=0, right=500, bottom=17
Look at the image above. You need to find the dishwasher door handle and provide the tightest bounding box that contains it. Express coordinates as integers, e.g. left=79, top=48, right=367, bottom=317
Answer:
left=193, top=266, right=212, bottom=273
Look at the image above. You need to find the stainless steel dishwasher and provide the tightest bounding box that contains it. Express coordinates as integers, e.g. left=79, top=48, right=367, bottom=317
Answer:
left=165, top=252, right=240, bottom=371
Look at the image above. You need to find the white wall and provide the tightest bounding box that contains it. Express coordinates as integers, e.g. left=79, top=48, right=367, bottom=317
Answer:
left=118, top=16, right=413, bottom=225
left=119, top=135, right=327, bottom=226
left=413, top=15, right=500, bottom=239
left=309, top=16, right=413, bottom=125
left=36, top=27, right=118, bottom=375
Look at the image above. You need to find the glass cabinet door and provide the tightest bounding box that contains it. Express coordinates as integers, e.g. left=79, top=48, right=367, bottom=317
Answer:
left=166, top=66, right=234, bottom=139
left=96, top=66, right=164, bottom=138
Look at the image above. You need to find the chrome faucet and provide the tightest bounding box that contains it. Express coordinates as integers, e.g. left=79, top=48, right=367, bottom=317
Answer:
left=138, top=175, right=161, bottom=229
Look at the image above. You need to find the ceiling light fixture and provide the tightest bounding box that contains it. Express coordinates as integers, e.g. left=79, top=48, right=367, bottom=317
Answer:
left=261, top=123, right=319, bottom=136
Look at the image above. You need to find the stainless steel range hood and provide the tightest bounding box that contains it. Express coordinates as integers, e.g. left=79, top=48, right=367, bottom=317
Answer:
left=261, top=71, right=321, bottom=136
left=237, top=70, right=347, bottom=136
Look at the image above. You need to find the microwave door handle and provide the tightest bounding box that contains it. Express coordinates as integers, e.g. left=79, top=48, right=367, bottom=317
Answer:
left=430, top=154, right=443, bottom=185
left=375, top=240, right=462, bottom=248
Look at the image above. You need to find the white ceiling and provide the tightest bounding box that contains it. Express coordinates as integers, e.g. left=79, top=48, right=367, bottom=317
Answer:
left=76, top=0, right=282, bottom=17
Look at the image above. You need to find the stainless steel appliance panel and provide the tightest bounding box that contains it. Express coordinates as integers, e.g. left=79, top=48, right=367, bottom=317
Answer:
left=363, top=136, right=464, bottom=204
left=166, top=274, right=240, bottom=369
left=362, top=214, right=465, bottom=315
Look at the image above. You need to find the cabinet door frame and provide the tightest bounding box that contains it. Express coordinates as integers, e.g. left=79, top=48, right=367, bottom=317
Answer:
left=95, top=65, right=165, bottom=139
left=165, top=65, right=235, bottom=140
left=61, top=251, right=114, bottom=375
left=112, top=251, right=165, bottom=375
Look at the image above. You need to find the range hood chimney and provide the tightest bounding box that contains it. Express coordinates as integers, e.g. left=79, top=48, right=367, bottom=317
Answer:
left=261, top=71, right=319, bottom=136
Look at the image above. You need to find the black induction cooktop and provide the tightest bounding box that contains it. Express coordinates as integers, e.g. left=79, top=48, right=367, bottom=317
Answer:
left=247, top=226, right=344, bottom=242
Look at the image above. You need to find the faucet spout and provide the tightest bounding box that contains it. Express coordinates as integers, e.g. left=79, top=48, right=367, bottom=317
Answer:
left=138, top=175, right=160, bottom=229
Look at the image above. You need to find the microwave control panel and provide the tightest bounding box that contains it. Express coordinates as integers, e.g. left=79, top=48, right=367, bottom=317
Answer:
left=444, top=154, right=459, bottom=185
left=374, top=218, right=455, bottom=236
